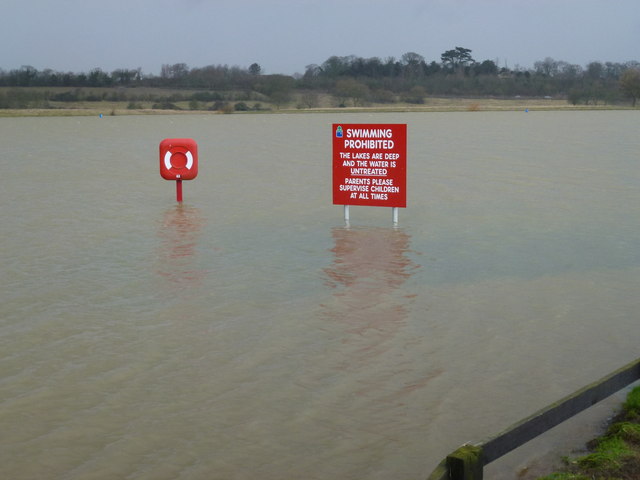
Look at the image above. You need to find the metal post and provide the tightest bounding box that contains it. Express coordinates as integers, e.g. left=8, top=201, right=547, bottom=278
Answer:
left=392, top=207, right=399, bottom=225
left=344, top=205, right=350, bottom=224
left=176, top=179, right=183, bottom=202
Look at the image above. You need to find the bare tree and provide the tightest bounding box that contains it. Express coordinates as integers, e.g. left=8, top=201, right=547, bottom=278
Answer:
left=620, top=69, right=640, bottom=106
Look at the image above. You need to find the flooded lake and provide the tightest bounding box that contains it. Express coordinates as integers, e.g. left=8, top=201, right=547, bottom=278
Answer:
left=1, top=111, right=639, bottom=479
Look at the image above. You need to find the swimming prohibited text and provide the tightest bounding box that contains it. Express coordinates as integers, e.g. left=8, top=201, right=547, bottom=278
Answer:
left=333, top=124, right=406, bottom=208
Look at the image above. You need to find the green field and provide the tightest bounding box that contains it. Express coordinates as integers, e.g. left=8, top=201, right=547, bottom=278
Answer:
left=1, top=86, right=634, bottom=117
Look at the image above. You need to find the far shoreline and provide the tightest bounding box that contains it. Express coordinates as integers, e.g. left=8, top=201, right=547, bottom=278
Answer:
left=1, top=97, right=637, bottom=118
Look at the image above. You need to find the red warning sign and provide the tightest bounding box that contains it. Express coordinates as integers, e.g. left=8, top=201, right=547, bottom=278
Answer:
left=332, top=124, right=406, bottom=207
left=159, top=138, right=198, bottom=180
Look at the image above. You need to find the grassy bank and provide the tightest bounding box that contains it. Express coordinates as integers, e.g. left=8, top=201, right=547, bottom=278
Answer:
left=0, top=102, right=632, bottom=118
left=537, top=386, right=640, bottom=480
left=1, top=87, right=636, bottom=117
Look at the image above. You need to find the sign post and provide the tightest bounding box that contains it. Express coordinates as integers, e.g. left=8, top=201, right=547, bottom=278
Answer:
left=159, top=138, right=198, bottom=202
left=332, top=124, right=407, bottom=224
left=176, top=179, right=183, bottom=202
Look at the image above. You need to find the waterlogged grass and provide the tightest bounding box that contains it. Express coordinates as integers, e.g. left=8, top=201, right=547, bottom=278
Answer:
left=624, top=385, right=640, bottom=417
left=538, top=386, right=640, bottom=480
left=577, top=436, right=633, bottom=470
left=537, top=474, right=590, bottom=480
left=1, top=88, right=635, bottom=117
left=609, top=422, right=640, bottom=443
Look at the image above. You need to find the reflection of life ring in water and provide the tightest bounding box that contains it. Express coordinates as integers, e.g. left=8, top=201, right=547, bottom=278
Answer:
left=159, top=139, right=198, bottom=180
left=156, top=204, right=206, bottom=289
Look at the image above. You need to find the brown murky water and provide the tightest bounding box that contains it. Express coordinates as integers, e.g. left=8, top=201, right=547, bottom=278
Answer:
left=1, top=111, right=638, bottom=479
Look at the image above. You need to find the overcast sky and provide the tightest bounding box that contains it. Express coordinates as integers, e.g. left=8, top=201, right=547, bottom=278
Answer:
left=2, top=0, right=639, bottom=76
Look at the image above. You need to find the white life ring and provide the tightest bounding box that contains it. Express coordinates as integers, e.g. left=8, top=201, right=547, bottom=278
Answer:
left=164, top=150, right=194, bottom=171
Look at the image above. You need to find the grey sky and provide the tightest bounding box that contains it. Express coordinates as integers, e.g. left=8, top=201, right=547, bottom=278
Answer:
left=2, top=0, right=639, bottom=75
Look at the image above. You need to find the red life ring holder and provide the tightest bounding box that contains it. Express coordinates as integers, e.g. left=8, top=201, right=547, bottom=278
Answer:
left=160, top=139, right=198, bottom=180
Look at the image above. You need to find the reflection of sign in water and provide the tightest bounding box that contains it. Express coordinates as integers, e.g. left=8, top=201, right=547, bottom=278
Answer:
left=333, top=124, right=407, bottom=208
left=156, top=204, right=206, bottom=289
left=324, top=227, right=417, bottom=345
left=321, top=227, right=442, bottom=401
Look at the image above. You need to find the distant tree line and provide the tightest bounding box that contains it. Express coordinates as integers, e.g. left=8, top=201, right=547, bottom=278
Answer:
left=2, top=48, right=640, bottom=109
left=299, top=50, right=640, bottom=106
